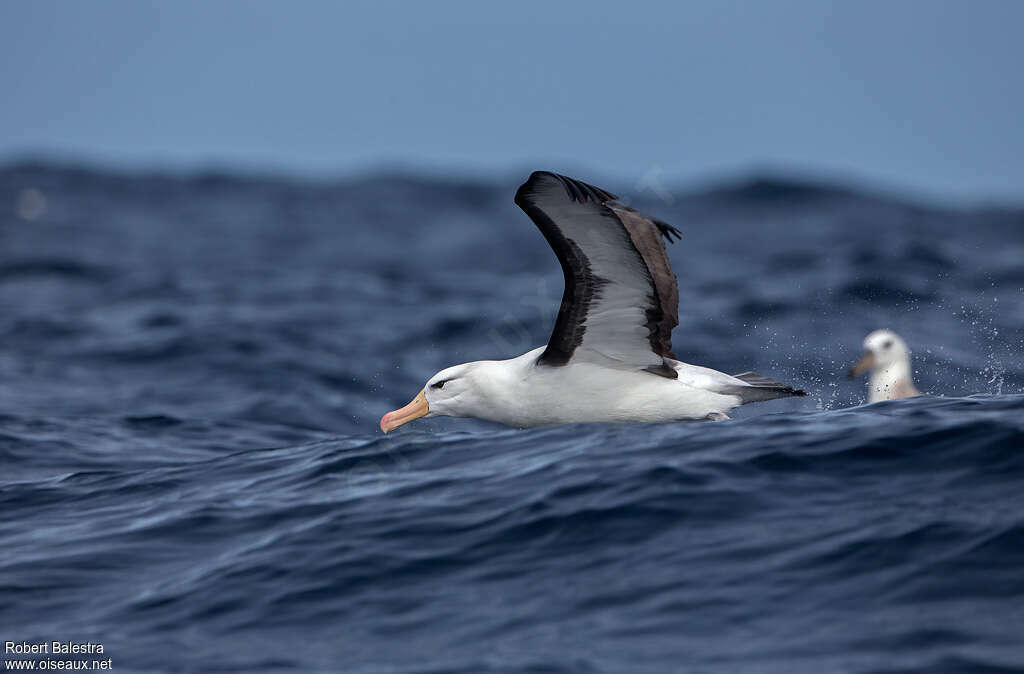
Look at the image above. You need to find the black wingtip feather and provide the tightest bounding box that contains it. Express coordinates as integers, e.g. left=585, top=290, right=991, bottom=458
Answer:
left=653, top=218, right=683, bottom=243
left=732, top=371, right=808, bottom=397
left=517, top=172, right=681, bottom=244
left=518, top=171, right=619, bottom=206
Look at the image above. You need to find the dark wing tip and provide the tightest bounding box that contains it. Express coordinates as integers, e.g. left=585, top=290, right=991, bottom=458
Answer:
left=515, top=171, right=619, bottom=208
left=604, top=204, right=682, bottom=245
left=516, top=172, right=682, bottom=244
left=652, top=218, right=683, bottom=243
left=732, top=371, right=807, bottom=397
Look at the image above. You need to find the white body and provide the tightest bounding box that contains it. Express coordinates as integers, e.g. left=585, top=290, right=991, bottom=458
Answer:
left=426, top=347, right=750, bottom=427
left=867, top=358, right=918, bottom=403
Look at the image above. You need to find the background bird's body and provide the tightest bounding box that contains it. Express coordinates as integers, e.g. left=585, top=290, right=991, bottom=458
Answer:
left=867, top=359, right=919, bottom=403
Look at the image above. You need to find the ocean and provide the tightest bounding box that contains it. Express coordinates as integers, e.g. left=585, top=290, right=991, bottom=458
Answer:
left=1, top=162, right=1022, bottom=673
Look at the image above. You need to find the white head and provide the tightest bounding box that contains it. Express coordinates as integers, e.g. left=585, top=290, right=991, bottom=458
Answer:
left=380, top=361, right=496, bottom=432
left=849, top=329, right=919, bottom=401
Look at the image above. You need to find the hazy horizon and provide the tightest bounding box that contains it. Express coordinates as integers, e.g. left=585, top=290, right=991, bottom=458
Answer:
left=3, top=1, right=1022, bottom=204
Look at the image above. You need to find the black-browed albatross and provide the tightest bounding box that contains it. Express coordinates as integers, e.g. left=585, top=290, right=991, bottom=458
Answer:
left=381, top=171, right=806, bottom=432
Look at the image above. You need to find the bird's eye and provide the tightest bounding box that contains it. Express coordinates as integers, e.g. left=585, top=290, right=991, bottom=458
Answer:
left=430, top=379, right=448, bottom=390
left=882, top=339, right=894, bottom=349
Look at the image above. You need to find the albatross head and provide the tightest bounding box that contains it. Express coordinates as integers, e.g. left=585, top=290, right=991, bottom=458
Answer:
left=849, top=329, right=910, bottom=376
left=849, top=329, right=919, bottom=402
left=380, top=362, right=494, bottom=433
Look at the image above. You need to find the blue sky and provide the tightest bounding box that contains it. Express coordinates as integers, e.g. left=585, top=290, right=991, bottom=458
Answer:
left=1, top=0, right=1021, bottom=202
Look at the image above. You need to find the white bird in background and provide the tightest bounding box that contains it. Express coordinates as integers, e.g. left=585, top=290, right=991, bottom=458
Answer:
left=849, top=329, right=921, bottom=403
left=380, top=171, right=806, bottom=433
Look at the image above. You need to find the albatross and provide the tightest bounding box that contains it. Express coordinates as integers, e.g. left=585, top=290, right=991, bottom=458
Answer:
left=381, top=171, right=807, bottom=432
left=849, top=329, right=921, bottom=402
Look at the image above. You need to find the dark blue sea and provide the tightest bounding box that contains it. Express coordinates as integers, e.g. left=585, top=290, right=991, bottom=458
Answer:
left=1, top=162, right=1023, bottom=673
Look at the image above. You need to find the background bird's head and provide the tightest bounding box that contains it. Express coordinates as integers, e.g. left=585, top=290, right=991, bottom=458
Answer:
left=850, top=329, right=911, bottom=377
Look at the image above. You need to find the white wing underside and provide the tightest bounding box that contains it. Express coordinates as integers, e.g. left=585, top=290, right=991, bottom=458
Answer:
left=542, top=199, right=663, bottom=369
left=514, top=172, right=679, bottom=374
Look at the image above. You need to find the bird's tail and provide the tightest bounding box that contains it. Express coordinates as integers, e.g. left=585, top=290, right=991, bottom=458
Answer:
left=728, top=371, right=807, bottom=403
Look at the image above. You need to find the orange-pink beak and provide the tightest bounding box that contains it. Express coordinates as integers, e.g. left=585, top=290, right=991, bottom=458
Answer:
left=380, top=390, right=429, bottom=433
left=848, top=352, right=875, bottom=378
